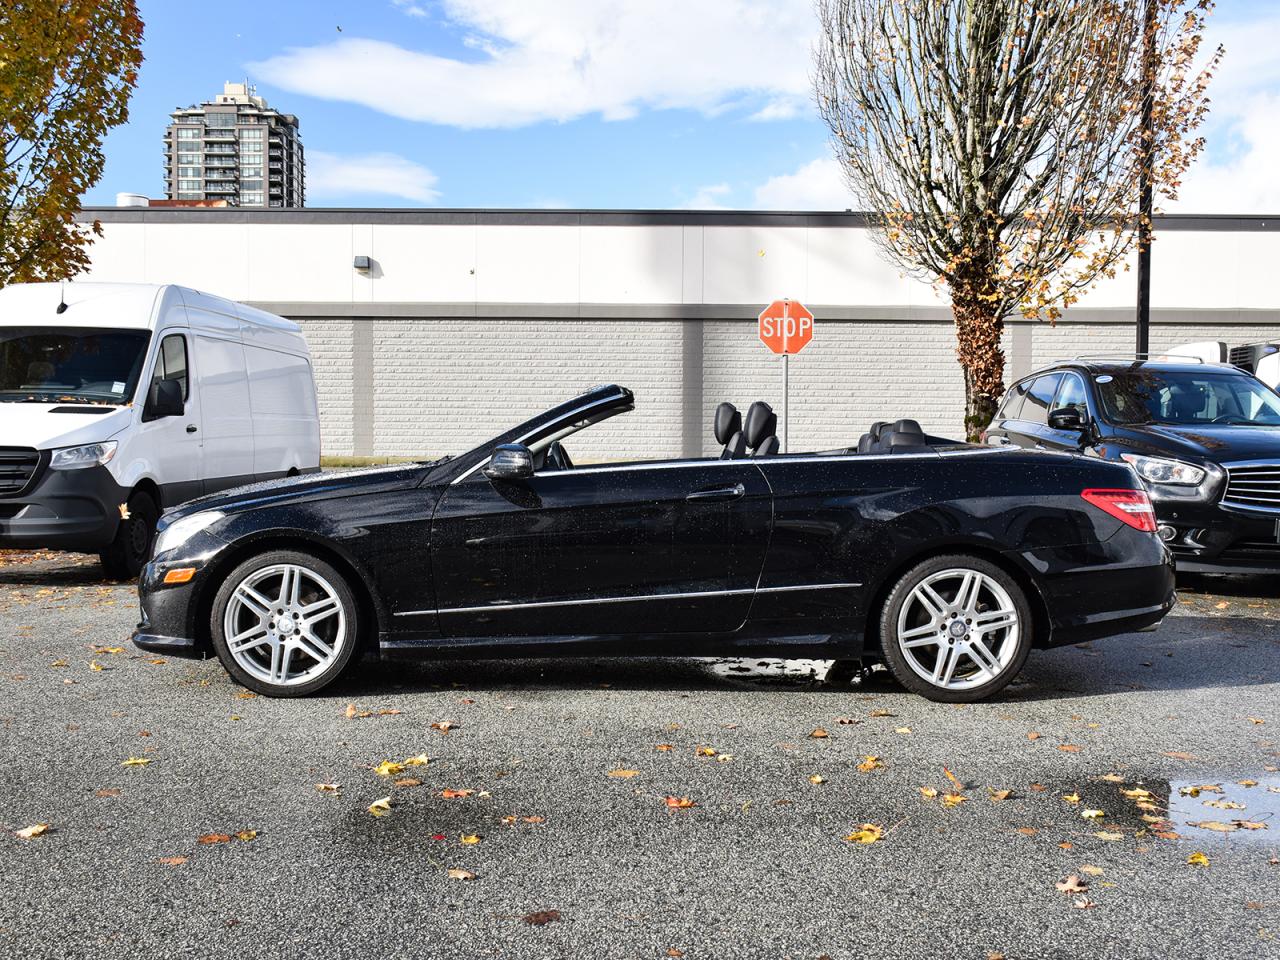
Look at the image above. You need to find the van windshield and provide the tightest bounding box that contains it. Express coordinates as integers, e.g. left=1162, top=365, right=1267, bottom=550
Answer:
left=1095, top=368, right=1280, bottom=426
left=0, top=327, right=152, bottom=405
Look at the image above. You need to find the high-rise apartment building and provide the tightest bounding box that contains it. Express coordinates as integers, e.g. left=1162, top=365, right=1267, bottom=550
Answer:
left=163, top=82, right=304, bottom=208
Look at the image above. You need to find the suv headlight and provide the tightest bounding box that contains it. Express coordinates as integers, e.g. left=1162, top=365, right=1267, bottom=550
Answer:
left=1121, top=453, right=1206, bottom=487
left=154, top=511, right=224, bottom=556
left=49, top=441, right=117, bottom=470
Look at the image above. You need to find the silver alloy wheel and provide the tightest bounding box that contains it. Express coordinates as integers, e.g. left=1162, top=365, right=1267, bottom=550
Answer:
left=223, top=563, right=347, bottom=687
left=895, top=567, right=1020, bottom=691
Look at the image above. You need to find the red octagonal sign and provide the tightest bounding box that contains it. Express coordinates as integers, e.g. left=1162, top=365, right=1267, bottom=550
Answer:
left=758, top=299, right=814, bottom=355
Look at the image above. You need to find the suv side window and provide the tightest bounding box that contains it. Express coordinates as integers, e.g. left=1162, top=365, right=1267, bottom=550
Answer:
left=152, top=333, right=189, bottom=400
left=1000, top=380, right=1032, bottom=420
left=1053, top=373, right=1088, bottom=418
left=1021, top=373, right=1063, bottom=426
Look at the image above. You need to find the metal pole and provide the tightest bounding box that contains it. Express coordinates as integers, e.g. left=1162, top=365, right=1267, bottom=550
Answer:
left=1135, top=0, right=1155, bottom=356
left=782, top=353, right=789, bottom=453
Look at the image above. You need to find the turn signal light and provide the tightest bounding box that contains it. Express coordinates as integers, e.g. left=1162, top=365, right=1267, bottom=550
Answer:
left=163, top=567, right=196, bottom=584
left=1081, top=488, right=1158, bottom=533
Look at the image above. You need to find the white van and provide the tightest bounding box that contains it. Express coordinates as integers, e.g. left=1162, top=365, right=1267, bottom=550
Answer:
left=0, top=282, right=320, bottom=577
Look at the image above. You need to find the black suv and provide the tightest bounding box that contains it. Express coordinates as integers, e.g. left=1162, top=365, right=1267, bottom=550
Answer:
left=985, top=358, right=1280, bottom=574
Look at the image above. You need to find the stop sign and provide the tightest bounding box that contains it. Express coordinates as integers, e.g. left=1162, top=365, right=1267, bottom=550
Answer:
left=758, top=299, right=814, bottom=355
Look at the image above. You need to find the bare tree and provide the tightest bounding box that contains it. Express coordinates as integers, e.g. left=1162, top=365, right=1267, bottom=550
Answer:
left=815, top=0, right=1220, bottom=438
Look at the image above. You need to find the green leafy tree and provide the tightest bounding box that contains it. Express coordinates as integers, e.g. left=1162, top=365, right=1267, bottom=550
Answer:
left=815, top=0, right=1220, bottom=438
left=0, top=1, right=144, bottom=286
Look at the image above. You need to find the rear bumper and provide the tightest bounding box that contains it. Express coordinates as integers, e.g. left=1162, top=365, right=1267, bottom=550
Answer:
left=0, top=464, right=124, bottom=551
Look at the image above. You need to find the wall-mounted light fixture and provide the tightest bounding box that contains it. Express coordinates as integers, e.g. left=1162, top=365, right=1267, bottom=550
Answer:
left=353, top=255, right=372, bottom=272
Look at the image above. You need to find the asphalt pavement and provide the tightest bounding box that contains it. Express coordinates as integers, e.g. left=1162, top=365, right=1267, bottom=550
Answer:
left=0, top=551, right=1277, bottom=960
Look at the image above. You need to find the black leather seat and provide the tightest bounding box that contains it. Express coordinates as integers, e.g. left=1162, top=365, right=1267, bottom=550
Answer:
left=744, top=401, right=780, bottom=456
left=714, top=402, right=746, bottom=459
left=857, top=420, right=887, bottom=454
left=876, top=418, right=928, bottom=453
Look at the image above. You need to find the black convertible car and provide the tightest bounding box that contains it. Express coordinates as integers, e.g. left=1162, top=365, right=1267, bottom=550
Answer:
left=133, top=384, right=1175, bottom=702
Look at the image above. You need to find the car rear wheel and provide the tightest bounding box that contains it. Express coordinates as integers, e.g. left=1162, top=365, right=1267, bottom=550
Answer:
left=210, top=550, right=360, bottom=697
left=878, top=554, right=1032, bottom=703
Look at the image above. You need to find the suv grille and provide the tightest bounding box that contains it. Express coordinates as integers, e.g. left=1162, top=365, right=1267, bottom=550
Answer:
left=1223, top=463, right=1280, bottom=511
left=0, top=447, right=42, bottom=496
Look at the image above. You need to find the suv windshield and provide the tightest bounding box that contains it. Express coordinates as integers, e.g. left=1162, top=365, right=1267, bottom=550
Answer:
left=0, top=326, right=151, bottom=404
left=1095, top=367, right=1280, bottom=426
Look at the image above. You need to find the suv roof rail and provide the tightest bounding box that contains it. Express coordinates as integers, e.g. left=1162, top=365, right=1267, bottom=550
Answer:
left=1064, top=353, right=1205, bottom=363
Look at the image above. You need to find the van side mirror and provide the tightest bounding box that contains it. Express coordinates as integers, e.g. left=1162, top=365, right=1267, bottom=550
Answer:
left=143, top=378, right=184, bottom=421
left=1048, top=407, right=1085, bottom=432
left=483, top=443, right=534, bottom=481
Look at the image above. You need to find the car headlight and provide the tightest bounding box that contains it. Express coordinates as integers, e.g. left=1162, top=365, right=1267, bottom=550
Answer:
left=154, top=511, right=224, bottom=556
left=49, top=441, right=117, bottom=470
left=1121, top=453, right=1206, bottom=486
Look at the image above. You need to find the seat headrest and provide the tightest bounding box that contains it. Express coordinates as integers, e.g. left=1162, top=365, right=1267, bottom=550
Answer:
left=889, top=418, right=924, bottom=436
left=714, top=402, right=741, bottom=445
left=743, top=401, right=776, bottom=449
left=868, top=421, right=887, bottom=441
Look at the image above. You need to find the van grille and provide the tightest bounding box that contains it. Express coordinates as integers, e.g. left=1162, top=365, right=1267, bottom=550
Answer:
left=0, top=447, right=42, bottom=496
left=1223, top=463, right=1280, bottom=511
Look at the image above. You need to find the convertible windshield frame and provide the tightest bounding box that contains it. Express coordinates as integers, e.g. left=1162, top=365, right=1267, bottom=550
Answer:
left=0, top=325, right=153, bottom=406
left=1093, top=367, right=1280, bottom=427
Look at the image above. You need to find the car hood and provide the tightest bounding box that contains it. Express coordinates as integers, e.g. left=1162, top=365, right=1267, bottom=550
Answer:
left=1119, top=423, right=1280, bottom=463
left=0, top=402, right=132, bottom=449
left=164, top=463, right=433, bottom=522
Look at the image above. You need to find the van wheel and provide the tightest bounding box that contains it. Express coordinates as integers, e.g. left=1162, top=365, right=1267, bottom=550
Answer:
left=877, top=554, right=1032, bottom=703
left=99, top=491, right=159, bottom=580
left=210, top=550, right=360, bottom=698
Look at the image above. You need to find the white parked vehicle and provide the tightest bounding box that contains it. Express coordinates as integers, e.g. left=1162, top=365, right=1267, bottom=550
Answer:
left=0, top=282, right=320, bottom=577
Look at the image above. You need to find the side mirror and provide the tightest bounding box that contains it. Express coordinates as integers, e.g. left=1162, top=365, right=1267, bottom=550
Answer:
left=483, top=443, right=534, bottom=481
left=1048, top=407, right=1086, bottom=432
left=143, top=378, right=184, bottom=421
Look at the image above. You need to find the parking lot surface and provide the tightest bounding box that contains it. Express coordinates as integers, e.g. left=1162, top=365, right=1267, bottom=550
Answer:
left=1, top=551, right=1277, bottom=960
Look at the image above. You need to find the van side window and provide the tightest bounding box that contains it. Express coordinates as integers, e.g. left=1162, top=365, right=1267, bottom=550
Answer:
left=1053, top=374, right=1088, bottom=418
left=1022, top=373, right=1063, bottom=426
left=153, top=334, right=189, bottom=400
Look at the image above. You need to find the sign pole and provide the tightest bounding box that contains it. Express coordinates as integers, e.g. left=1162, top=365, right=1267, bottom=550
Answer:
left=781, top=300, right=790, bottom=453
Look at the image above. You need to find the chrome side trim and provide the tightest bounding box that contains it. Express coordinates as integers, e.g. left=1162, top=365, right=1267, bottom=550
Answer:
left=392, top=581, right=861, bottom=618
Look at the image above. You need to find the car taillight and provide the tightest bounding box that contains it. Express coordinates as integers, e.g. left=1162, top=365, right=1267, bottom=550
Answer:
left=1081, top=488, right=1158, bottom=533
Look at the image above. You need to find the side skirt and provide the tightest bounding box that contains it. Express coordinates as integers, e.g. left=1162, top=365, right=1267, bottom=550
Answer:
left=377, top=631, right=864, bottom=661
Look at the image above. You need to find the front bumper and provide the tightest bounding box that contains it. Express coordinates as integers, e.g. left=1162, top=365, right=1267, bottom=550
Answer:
left=0, top=462, right=125, bottom=551
left=130, top=533, right=225, bottom=660
left=1154, top=496, right=1280, bottom=574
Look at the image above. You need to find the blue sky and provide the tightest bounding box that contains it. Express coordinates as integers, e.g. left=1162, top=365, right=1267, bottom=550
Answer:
left=85, top=0, right=1280, bottom=211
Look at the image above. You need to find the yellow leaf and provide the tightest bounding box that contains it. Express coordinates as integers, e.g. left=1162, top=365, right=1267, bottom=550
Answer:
left=1121, top=787, right=1153, bottom=800
left=1236, top=820, right=1268, bottom=831
left=1238, top=780, right=1259, bottom=788
left=402, top=754, right=430, bottom=767
left=1081, top=809, right=1105, bottom=820
left=1080, top=865, right=1104, bottom=876
left=121, top=757, right=151, bottom=767
left=16, top=824, right=49, bottom=839
left=856, top=755, right=884, bottom=773
left=809, top=728, right=830, bottom=739
left=919, top=786, right=939, bottom=799
left=315, top=782, right=341, bottom=792
left=1099, top=773, right=1124, bottom=782
left=1093, top=831, right=1124, bottom=841
left=943, top=767, right=964, bottom=790
left=608, top=769, right=641, bottom=779
left=1187, top=851, right=1210, bottom=867
left=89, top=661, right=106, bottom=671
left=843, top=824, right=883, bottom=844
left=1190, top=820, right=1238, bottom=833
left=460, top=833, right=481, bottom=845
left=869, top=709, right=895, bottom=718
left=373, top=760, right=405, bottom=778
left=50, top=659, right=68, bottom=668
left=808, top=775, right=826, bottom=785
left=988, top=789, right=1012, bottom=802
left=942, top=793, right=967, bottom=808
left=367, top=797, right=392, bottom=817
left=236, top=830, right=257, bottom=841
left=1063, top=793, right=1081, bottom=804
left=695, top=746, right=717, bottom=757
left=895, top=727, right=912, bottom=734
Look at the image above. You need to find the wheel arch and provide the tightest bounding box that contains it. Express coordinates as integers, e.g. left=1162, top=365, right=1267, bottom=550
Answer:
left=861, top=539, right=1053, bottom=657
left=190, top=530, right=387, bottom=657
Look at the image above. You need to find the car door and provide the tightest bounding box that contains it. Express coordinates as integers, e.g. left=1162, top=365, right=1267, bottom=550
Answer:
left=987, top=379, right=1031, bottom=447
left=140, top=331, right=203, bottom=506
left=1005, top=373, right=1063, bottom=450
left=429, top=460, right=773, bottom=638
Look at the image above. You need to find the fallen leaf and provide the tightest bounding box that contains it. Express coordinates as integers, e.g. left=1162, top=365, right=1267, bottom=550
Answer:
left=654, top=744, right=673, bottom=752
left=1179, top=784, right=1223, bottom=797
left=808, top=775, right=826, bottom=785
left=919, top=786, right=939, bottom=799
left=393, top=778, right=422, bottom=788
left=440, top=788, right=474, bottom=799
left=236, top=830, right=257, bottom=841
left=1056, top=875, right=1089, bottom=894
left=524, top=910, right=561, bottom=926
left=942, top=793, right=968, bottom=808
left=1099, top=774, right=1125, bottom=783
left=1015, top=827, right=1037, bottom=836
left=1236, top=820, right=1268, bottom=831
left=1190, top=820, right=1238, bottom=833
left=895, top=726, right=912, bottom=734
left=1204, top=800, right=1246, bottom=810
left=316, top=782, right=341, bottom=792
left=1080, top=865, right=1104, bottom=876
left=988, top=789, right=1012, bottom=802
left=236, top=691, right=256, bottom=700
left=1063, top=793, right=1081, bottom=804
left=523, top=816, right=545, bottom=823
left=1073, top=897, right=1097, bottom=910
left=95, top=788, right=120, bottom=798
left=869, top=709, right=895, bottom=718
left=1187, top=851, right=1211, bottom=867
left=1248, top=717, right=1265, bottom=725
left=16, top=824, right=49, bottom=839
left=1058, top=744, right=1081, bottom=754
left=1026, top=732, right=1041, bottom=741
left=1121, top=787, right=1153, bottom=800
left=943, top=767, right=965, bottom=790
left=608, top=769, right=641, bottom=779
left=430, top=721, right=457, bottom=733
left=667, top=951, right=685, bottom=958
left=1030, top=783, right=1047, bottom=793
left=1093, top=831, right=1124, bottom=842
left=460, top=834, right=481, bottom=844
left=157, top=856, right=187, bottom=866
left=843, top=824, right=883, bottom=844
left=447, top=868, right=476, bottom=881
left=695, top=746, right=717, bottom=757
left=368, top=797, right=392, bottom=818
left=345, top=703, right=368, bottom=718
left=403, top=754, right=430, bottom=767
left=1058, top=842, right=1074, bottom=850
left=665, top=796, right=696, bottom=809
left=809, top=728, right=830, bottom=739
left=1238, top=779, right=1259, bottom=788
left=50, top=659, right=68, bottom=668
left=373, top=760, right=406, bottom=777
left=856, top=755, right=883, bottom=773
left=121, top=757, right=151, bottom=767
left=197, top=834, right=233, bottom=844
left=1082, top=809, right=1105, bottom=820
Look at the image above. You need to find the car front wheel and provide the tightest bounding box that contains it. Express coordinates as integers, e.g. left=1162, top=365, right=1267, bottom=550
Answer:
left=878, top=554, right=1032, bottom=703
left=210, top=550, right=360, bottom=697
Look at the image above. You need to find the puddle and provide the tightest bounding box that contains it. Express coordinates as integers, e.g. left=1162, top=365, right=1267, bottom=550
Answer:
left=1167, top=776, right=1280, bottom=846
left=702, top=658, right=838, bottom=682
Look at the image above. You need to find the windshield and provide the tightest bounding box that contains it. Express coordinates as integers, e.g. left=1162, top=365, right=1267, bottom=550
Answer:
left=1095, top=368, right=1280, bottom=426
left=0, top=326, right=151, bottom=404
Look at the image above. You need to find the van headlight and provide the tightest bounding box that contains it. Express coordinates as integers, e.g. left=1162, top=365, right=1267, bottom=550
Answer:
left=1121, top=453, right=1206, bottom=486
left=154, top=511, right=224, bottom=556
left=50, top=441, right=117, bottom=470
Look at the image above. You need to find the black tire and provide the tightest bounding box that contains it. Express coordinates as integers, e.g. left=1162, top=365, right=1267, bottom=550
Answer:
left=99, top=490, right=159, bottom=580
left=877, top=553, right=1033, bottom=703
left=210, top=549, right=361, bottom=698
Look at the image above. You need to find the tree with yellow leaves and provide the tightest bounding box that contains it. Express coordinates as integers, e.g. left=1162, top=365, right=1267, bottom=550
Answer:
left=814, top=0, right=1220, bottom=438
left=1, top=1, right=144, bottom=286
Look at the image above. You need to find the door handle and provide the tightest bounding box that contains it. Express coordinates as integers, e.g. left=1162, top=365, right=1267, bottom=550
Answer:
left=686, top=483, right=745, bottom=502
left=186, top=424, right=198, bottom=434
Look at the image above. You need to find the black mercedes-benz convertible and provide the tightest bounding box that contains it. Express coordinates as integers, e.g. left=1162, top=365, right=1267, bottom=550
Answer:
left=133, top=384, right=1175, bottom=702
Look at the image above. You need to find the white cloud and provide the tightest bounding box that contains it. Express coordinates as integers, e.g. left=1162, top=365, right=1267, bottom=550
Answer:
left=752, top=157, right=851, bottom=210
left=681, top=183, right=732, bottom=210
left=390, top=0, right=429, bottom=17
left=251, top=0, right=815, bottom=128
left=307, top=152, right=441, bottom=204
